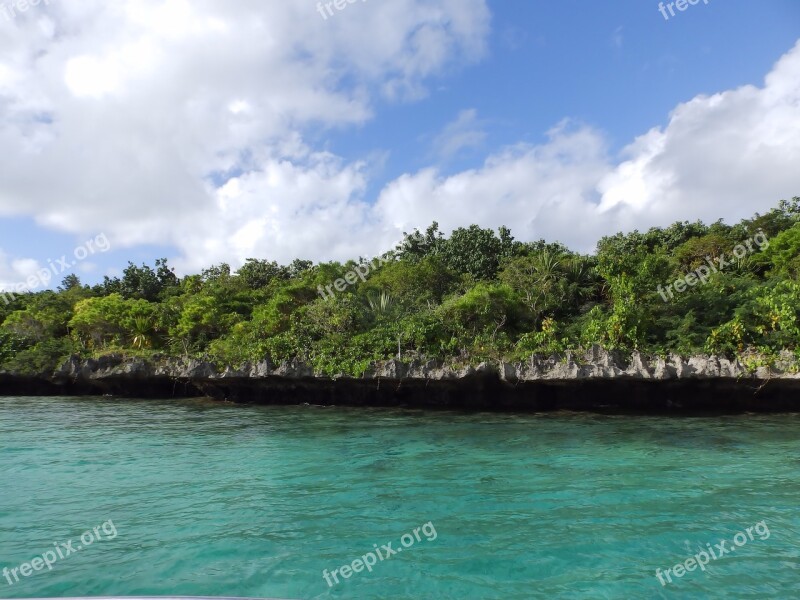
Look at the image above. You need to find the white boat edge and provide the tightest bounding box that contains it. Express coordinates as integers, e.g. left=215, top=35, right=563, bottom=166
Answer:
left=21, top=597, right=295, bottom=600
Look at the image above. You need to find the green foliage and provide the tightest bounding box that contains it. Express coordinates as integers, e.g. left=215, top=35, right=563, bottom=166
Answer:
left=395, top=222, right=443, bottom=263
left=759, top=223, right=800, bottom=278
left=513, top=317, right=569, bottom=358
left=69, top=293, right=160, bottom=350
left=673, top=233, right=732, bottom=270
left=366, top=291, right=395, bottom=317
left=434, top=282, right=527, bottom=359
left=0, top=331, right=28, bottom=364
left=170, top=293, right=243, bottom=353
left=1, top=337, right=77, bottom=375
left=1, top=292, right=74, bottom=344
left=59, top=274, right=82, bottom=292
left=309, top=325, right=400, bottom=376
left=361, top=256, right=457, bottom=308
left=706, top=280, right=800, bottom=355
left=436, top=225, right=516, bottom=280
left=499, top=250, right=598, bottom=325
left=236, top=258, right=289, bottom=289
left=101, top=258, right=181, bottom=302
left=738, top=196, right=800, bottom=238
left=398, top=222, right=517, bottom=280
left=2, top=199, right=799, bottom=373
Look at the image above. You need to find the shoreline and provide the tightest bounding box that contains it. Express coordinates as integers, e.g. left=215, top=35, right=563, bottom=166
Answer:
left=1, top=346, right=799, bottom=413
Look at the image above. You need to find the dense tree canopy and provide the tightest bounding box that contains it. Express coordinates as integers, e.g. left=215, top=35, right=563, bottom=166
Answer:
left=1, top=198, right=798, bottom=376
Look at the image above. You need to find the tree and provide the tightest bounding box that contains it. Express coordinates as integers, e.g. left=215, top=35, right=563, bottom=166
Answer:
left=237, top=258, right=287, bottom=289
left=436, top=282, right=527, bottom=354
left=69, top=294, right=157, bottom=349
left=436, top=225, right=515, bottom=280
left=155, top=258, right=181, bottom=290
left=130, top=316, right=155, bottom=350
left=361, top=256, right=457, bottom=309
left=738, top=197, right=800, bottom=238
left=706, top=280, right=800, bottom=354
left=69, top=294, right=131, bottom=349
left=99, top=275, right=122, bottom=295
left=395, top=222, right=444, bottom=263
left=59, top=274, right=82, bottom=291
left=120, top=262, right=161, bottom=301
left=673, top=233, right=732, bottom=271
left=499, top=249, right=564, bottom=323
left=2, top=198, right=800, bottom=378
left=499, top=250, right=598, bottom=325
left=170, top=293, right=243, bottom=352
left=366, top=290, right=395, bottom=318
left=1, top=292, right=73, bottom=343
left=288, top=259, right=313, bottom=278
left=759, top=224, right=800, bottom=278
left=201, top=263, right=231, bottom=283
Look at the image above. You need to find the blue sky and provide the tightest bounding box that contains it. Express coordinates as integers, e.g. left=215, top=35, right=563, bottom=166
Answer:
left=0, top=0, right=798, bottom=290
left=337, top=0, right=800, bottom=178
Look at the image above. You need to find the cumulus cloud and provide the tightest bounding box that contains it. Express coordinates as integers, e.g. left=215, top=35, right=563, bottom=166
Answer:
left=597, top=40, right=800, bottom=230
left=0, top=0, right=798, bottom=278
left=377, top=41, right=800, bottom=251
left=0, top=0, right=490, bottom=271
left=376, top=121, right=613, bottom=252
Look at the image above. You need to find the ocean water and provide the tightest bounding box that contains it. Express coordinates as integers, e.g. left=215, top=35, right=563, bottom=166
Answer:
left=1, top=396, right=799, bottom=599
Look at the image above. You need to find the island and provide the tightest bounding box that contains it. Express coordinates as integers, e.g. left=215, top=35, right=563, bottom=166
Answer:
left=1, top=198, right=799, bottom=412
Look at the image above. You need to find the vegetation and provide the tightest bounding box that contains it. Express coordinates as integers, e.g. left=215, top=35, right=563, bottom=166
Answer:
left=2, top=199, right=799, bottom=376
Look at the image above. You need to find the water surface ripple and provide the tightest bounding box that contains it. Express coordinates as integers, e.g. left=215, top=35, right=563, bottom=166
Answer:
left=1, top=397, right=799, bottom=599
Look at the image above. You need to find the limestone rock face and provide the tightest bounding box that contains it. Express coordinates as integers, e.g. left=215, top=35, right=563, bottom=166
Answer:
left=46, top=346, right=800, bottom=386
left=0, top=346, right=792, bottom=410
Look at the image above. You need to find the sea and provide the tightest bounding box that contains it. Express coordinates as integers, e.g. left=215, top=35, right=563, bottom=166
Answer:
left=1, top=396, right=799, bottom=599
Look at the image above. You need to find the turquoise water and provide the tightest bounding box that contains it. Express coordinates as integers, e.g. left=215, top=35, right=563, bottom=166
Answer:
left=1, top=397, right=799, bottom=599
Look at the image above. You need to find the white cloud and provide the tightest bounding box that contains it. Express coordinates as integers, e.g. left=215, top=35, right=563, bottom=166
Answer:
left=0, top=1, right=798, bottom=278
left=376, top=121, right=613, bottom=252
left=597, top=40, right=800, bottom=229
left=0, top=253, right=45, bottom=293
left=0, top=0, right=490, bottom=272
left=429, top=108, right=487, bottom=161
left=377, top=41, right=800, bottom=251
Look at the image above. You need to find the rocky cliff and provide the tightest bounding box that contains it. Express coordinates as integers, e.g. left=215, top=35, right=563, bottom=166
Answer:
left=1, top=346, right=799, bottom=412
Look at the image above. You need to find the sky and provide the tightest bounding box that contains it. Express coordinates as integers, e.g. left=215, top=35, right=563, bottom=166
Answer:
left=0, top=0, right=798, bottom=290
